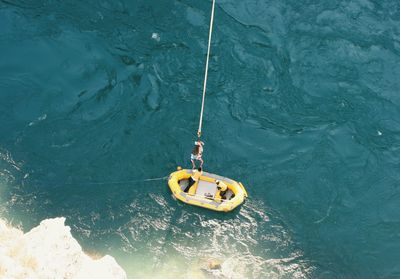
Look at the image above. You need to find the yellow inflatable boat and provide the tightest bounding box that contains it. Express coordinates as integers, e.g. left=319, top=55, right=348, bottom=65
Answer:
left=168, top=168, right=248, bottom=212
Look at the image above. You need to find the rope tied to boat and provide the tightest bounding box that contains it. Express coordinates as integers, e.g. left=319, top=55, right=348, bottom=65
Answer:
left=197, top=0, right=216, bottom=138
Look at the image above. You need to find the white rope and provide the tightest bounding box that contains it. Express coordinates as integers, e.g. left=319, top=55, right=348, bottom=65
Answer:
left=62, top=176, right=169, bottom=185
left=27, top=176, right=169, bottom=186
left=197, top=0, right=216, bottom=138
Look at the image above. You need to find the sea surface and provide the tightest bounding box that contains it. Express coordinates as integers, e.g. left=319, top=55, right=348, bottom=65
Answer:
left=1, top=0, right=400, bottom=278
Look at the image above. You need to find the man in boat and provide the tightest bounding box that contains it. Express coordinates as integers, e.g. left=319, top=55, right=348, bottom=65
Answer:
left=190, top=140, right=204, bottom=169
left=215, top=180, right=228, bottom=201
left=184, top=167, right=203, bottom=193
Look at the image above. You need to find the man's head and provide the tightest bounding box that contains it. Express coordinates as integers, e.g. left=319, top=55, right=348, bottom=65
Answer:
left=198, top=167, right=202, bottom=172
left=216, top=180, right=221, bottom=190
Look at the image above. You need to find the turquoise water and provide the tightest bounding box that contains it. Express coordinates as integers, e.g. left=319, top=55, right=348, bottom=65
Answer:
left=1, top=0, right=400, bottom=278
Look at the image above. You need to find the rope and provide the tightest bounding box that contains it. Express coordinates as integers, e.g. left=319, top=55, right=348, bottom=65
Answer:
left=197, top=0, right=216, bottom=138
left=62, top=176, right=169, bottom=185
left=25, top=176, right=169, bottom=186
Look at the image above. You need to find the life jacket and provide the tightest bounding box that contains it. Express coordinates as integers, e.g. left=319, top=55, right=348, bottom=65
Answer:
left=215, top=181, right=228, bottom=201
left=217, top=181, right=227, bottom=192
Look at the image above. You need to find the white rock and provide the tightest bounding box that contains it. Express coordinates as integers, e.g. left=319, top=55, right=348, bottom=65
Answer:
left=0, top=217, right=127, bottom=279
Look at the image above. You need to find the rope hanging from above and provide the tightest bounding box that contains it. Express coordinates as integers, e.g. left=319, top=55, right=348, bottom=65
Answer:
left=197, top=0, right=216, bottom=138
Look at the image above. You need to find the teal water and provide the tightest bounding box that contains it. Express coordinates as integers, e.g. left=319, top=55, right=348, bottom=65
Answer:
left=1, top=0, right=400, bottom=278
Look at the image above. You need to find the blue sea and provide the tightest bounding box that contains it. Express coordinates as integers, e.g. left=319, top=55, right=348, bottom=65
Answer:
left=1, top=0, right=400, bottom=278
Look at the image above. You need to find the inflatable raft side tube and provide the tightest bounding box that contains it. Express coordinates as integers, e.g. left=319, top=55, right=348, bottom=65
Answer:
left=239, top=182, right=248, bottom=198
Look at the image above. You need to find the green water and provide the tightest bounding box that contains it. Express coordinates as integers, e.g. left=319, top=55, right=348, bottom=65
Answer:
left=1, top=0, right=400, bottom=278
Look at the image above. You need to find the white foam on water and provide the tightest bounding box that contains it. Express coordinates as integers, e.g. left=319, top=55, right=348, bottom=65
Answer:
left=151, top=32, right=160, bottom=42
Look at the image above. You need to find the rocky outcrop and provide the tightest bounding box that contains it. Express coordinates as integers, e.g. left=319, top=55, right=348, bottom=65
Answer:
left=0, top=217, right=127, bottom=279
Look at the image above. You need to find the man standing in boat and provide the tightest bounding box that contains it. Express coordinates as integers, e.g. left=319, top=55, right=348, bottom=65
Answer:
left=190, top=140, right=204, bottom=169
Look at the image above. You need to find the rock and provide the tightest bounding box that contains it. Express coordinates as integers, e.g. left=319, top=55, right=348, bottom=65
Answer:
left=0, top=217, right=127, bottom=279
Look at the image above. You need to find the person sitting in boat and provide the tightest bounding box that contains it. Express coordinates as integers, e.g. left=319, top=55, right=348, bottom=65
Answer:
left=215, top=180, right=228, bottom=201
left=184, top=167, right=203, bottom=193
left=190, top=140, right=204, bottom=169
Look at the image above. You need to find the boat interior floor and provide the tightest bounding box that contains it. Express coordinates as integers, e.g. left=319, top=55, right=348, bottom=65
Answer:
left=179, top=179, right=234, bottom=200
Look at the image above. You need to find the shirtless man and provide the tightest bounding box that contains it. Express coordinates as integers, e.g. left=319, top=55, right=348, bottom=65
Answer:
left=190, top=140, right=204, bottom=169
